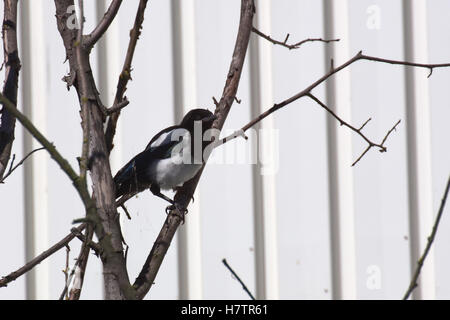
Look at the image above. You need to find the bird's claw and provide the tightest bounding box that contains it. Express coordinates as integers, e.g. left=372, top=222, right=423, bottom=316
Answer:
left=165, top=203, right=188, bottom=224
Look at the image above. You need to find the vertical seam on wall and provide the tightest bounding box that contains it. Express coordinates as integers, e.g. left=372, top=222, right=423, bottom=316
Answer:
left=19, top=0, right=49, bottom=300
left=249, top=0, right=279, bottom=300
left=402, top=0, right=435, bottom=300
left=171, top=0, right=203, bottom=300
left=323, top=0, right=357, bottom=300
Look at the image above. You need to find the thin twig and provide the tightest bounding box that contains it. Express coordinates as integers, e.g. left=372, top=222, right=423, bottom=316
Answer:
left=0, top=147, right=44, bottom=183
left=59, top=264, right=75, bottom=300
left=68, top=224, right=93, bottom=300
left=71, top=227, right=102, bottom=256
left=0, top=224, right=86, bottom=288
left=252, top=27, right=340, bottom=50
left=59, top=245, right=70, bottom=300
left=403, top=175, right=450, bottom=300
left=351, top=119, right=401, bottom=166
left=306, top=93, right=401, bottom=166
left=222, top=258, right=255, bottom=300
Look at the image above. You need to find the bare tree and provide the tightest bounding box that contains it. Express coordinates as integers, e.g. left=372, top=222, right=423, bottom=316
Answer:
left=1, top=0, right=449, bottom=300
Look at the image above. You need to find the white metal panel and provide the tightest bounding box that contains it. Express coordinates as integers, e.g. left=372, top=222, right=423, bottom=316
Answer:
left=403, top=0, right=435, bottom=300
left=323, top=0, right=357, bottom=299
left=271, top=0, right=332, bottom=300
left=427, top=0, right=450, bottom=299
left=20, top=0, right=49, bottom=300
left=195, top=0, right=256, bottom=300
left=171, top=0, right=203, bottom=300
left=348, top=0, right=410, bottom=299
left=249, top=0, right=279, bottom=300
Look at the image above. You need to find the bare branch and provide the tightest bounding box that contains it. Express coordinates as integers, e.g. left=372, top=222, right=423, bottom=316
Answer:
left=77, top=0, right=89, bottom=185
left=359, top=118, right=372, bottom=131
left=105, top=0, right=149, bottom=153
left=350, top=119, right=401, bottom=167
left=0, top=0, right=21, bottom=180
left=306, top=93, right=401, bottom=166
left=84, top=0, right=123, bottom=49
left=0, top=147, right=44, bottom=183
left=0, top=224, right=86, bottom=288
left=133, top=0, right=256, bottom=300
left=252, top=27, right=339, bottom=50
left=380, top=120, right=402, bottom=147
left=212, top=96, right=219, bottom=107
left=222, top=258, right=255, bottom=300
left=403, top=175, right=450, bottom=300
left=219, top=50, right=450, bottom=164
left=106, top=97, right=130, bottom=115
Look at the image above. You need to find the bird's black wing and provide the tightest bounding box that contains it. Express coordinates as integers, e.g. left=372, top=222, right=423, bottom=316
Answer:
left=113, top=151, right=149, bottom=198
left=145, top=125, right=179, bottom=151
left=114, top=126, right=186, bottom=198
left=145, top=125, right=187, bottom=159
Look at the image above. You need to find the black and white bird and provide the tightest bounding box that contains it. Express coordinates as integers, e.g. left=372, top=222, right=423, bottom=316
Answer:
left=114, top=108, right=216, bottom=212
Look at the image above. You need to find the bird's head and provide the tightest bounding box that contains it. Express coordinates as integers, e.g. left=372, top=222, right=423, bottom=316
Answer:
left=179, top=108, right=217, bottom=132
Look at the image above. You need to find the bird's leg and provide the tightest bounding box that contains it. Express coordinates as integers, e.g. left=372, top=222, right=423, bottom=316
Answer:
left=150, top=185, right=188, bottom=222
left=150, top=184, right=174, bottom=205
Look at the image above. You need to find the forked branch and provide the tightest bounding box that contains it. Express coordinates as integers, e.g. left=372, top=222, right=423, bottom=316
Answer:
left=306, top=93, right=401, bottom=166
left=84, top=0, right=123, bottom=49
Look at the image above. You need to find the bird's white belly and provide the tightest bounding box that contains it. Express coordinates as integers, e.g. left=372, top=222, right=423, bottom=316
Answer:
left=151, top=158, right=202, bottom=190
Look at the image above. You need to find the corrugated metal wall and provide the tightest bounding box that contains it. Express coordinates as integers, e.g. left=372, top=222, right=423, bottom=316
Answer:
left=1, top=0, right=449, bottom=300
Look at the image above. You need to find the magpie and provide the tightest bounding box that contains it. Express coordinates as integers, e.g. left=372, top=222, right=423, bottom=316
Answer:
left=114, top=108, right=216, bottom=213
